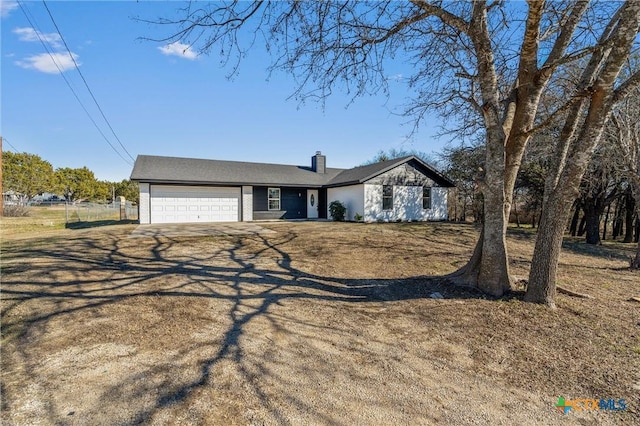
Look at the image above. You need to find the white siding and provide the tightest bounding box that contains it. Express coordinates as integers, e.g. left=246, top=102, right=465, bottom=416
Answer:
left=364, top=184, right=388, bottom=222
left=428, top=187, right=449, bottom=220
left=364, top=184, right=448, bottom=222
left=242, top=186, right=253, bottom=222
left=139, top=182, right=150, bottom=224
left=327, top=184, right=365, bottom=221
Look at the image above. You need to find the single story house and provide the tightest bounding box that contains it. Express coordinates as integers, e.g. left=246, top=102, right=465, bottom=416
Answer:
left=130, top=152, right=455, bottom=224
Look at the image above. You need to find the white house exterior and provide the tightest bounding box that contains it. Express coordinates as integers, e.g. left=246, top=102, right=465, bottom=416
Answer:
left=326, top=185, right=365, bottom=221
left=131, top=153, right=454, bottom=224
left=363, top=184, right=448, bottom=222
left=326, top=160, right=451, bottom=222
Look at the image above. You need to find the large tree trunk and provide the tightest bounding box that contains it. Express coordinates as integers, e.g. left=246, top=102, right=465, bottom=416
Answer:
left=612, top=197, right=623, bottom=239
left=527, top=139, right=601, bottom=306
left=602, top=202, right=612, bottom=241
left=446, top=146, right=513, bottom=296
left=446, top=214, right=512, bottom=296
left=629, top=181, right=640, bottom=269
left=624, top=192, right=636, bottom=243
left=569, top=201, right=581, bottom=236
left=583, top=202, right=602, bottom=245
left=525, top=193, right=574, bottom=308
left=479, top=189, right=513, bottom=295
left=632, top=239, right=640, bottom=270
left=577, top=215, right=587, bottom=236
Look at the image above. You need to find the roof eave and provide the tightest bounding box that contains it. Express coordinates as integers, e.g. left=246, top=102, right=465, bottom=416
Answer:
left=131, top=178, right=326, bottom=188
left=324, top=180, right=363, bottom=188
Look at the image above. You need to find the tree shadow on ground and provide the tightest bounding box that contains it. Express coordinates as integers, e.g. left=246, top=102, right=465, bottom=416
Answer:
left=560, top=237, right=635, bottom=263
left=65, top=219, right=138, bottom=229
left=1, top=227, right=491, bottom=424
left=3, top=224, right=638, bottom=425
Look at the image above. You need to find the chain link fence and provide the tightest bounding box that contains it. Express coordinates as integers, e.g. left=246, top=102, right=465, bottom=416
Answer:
left=65, top=201, right=138, bottom=224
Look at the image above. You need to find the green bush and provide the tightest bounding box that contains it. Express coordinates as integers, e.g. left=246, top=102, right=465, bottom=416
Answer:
left=354, top=213, right=363, bottom=222
left=329, top=200, right=346, bottom=222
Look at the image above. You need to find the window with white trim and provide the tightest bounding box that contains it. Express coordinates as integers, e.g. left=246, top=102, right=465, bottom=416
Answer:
left=268, top=188, right=281, bottom=210
left=382, top=185, right=393, bottom=211
left=423, top=187, right=432, bottom=209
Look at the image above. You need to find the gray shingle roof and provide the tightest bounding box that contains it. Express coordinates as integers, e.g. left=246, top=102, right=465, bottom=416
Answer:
left=130, top=155, right=345, bottom=187
left=327, top=156, right=456, bottom=187
left=131, top=154, right=455, bottom=188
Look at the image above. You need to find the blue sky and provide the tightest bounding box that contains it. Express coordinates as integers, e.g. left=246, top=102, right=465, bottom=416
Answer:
left=1, top=1, right=446, bottom=182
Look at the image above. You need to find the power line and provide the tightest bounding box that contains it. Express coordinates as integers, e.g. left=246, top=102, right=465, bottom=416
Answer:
left=2, top=138, right=19, bottom=151
left=42, top=0, right=136, bottom=163
left=16, top=0, right=133, bottom=166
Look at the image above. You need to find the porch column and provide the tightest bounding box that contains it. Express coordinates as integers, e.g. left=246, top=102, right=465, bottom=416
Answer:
left=139, top=183, right=150, bottom=224
left=242, top=186, right=253, bottom=221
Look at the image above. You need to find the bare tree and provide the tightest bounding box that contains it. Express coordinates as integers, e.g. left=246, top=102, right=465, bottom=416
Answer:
left=149, top=1, right=640, bottom=304
left=526, top=3, right=640, bottom=305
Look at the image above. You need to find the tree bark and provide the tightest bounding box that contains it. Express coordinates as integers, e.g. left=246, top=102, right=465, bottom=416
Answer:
left=569, top=201, right=581, bottom=236
left=624, top=192, right=635, bottom=243
left=631, top=239, right=640, bottom=270
left=479, top=188, right=513, bottom=295
left=525, top=192, right=574, bottom=308
left=531, top=207, right=538, bottom=229
left=602, top=202, right=611, bottom=241
left=577, top=215, right=587, bottom=236
left=629, top=181, right=640, bottom=268
left=612, top=196, right=623, bottom=239
left=583, top=202, right=602, bottom=245
left=446, top=227, right=483, bottom=287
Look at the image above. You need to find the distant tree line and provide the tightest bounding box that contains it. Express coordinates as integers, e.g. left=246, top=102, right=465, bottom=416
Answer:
left=373, top=119, right=640, bottom=248
left=2, top=151, right=138, bottom=204
left=438, top=127, right=640, bottom=247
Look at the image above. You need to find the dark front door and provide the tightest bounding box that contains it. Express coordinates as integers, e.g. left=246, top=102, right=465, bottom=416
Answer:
left=281, top=188, right=307, bottom=219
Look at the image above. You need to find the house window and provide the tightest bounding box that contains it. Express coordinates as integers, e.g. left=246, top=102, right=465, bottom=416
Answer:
left=382, top=185, right=393, bottom=210
left=268, top=188, right=281, bottom=210
left=423, top=187, right=432, bottom=209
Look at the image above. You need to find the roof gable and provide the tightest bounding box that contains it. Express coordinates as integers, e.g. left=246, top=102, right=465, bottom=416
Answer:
left=327, top=156, right=455, bottom=187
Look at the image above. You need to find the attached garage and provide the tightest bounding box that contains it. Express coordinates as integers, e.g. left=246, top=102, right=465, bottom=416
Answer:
left=149, top=185, right=240, bottom=224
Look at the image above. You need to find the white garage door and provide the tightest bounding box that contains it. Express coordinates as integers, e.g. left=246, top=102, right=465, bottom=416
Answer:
left=150, top=185, right=240, bottom=224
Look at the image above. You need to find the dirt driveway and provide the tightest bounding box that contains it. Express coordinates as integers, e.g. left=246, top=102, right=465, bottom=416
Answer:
left=1, top=222, right=638, bottom=425
left=129, top=222, right=276, bottom=238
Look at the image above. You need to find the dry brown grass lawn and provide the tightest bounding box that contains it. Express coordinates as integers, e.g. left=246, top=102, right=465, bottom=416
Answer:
left=1, top=221, right=638, bottom=425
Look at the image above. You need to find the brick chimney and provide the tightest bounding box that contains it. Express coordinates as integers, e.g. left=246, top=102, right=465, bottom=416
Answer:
left=311, top=151, right=326, bottom=174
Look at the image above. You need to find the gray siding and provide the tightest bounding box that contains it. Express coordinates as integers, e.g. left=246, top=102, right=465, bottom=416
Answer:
left=253, top=186, right=269, bottom=211
left=253, top=186, right=307, bottom=219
